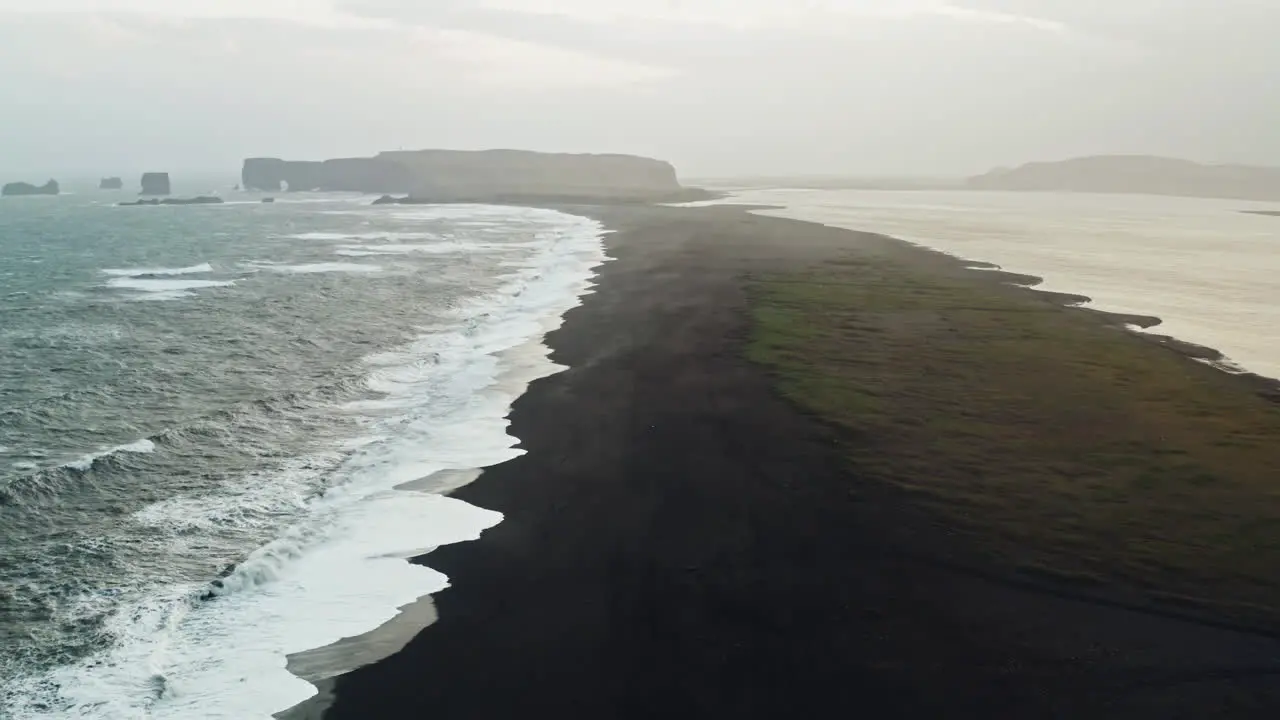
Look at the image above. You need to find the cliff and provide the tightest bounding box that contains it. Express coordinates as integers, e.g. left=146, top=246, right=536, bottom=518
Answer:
left=968, top=155, right=1280, bottom=201
left=242, top=149, right=685, bottom=201
left=2, top=179, right=59, bottom=196
left=140, top=172, right=171, bottom=196
left=99, top=177, right=124, bottom=190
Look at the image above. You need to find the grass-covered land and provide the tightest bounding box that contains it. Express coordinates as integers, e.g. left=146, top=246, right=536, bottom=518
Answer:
left=748, top=252, right=1280, bottom=621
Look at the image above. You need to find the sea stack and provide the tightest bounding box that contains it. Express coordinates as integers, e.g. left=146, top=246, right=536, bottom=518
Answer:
left=99, top=177, right=124, bottom=190
left=2, top=180, right=59, bottom=196
left=140, top=172, right=171, bottom=196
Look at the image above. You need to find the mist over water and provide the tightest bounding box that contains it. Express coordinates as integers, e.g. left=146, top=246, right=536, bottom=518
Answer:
left=722, top=189, right=1280, bottom=380
left=0, top=193, right=605, bottom=717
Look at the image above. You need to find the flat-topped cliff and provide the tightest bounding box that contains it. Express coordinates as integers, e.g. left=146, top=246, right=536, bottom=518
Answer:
left=243, top=149, right=686, bottom=201
left=968, top=155, right=1280, bottom=201
left=140, top=172, right=171, bottom=196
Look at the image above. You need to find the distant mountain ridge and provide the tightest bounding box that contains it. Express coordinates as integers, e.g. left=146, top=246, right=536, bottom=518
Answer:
left=968, top=155, right=1280, bottom=201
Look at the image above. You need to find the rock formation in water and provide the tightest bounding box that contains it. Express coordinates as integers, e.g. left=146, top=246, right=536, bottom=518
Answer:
left=241, top=157, right=412, bottom=193
left=140, top=172, right=172, bottom=196
left=119, top=196, right=223, bottom=206
left=2, top=179, right=59, bottom=196
left=968, top=155, right=1280, bottom=201
left=99, top=177, right=124, bottom=190
left=243, top=149, right=687, bottom=201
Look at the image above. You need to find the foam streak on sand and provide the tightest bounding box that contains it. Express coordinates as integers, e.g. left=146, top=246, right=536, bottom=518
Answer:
left=5, top=207, right=608, bottom=719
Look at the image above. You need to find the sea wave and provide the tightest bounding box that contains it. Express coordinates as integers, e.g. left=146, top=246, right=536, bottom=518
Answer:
left=0, top=372, right=371, bottom=508
left=288, top=231, right=437, bottom=241
left=67, top=439, right=156, bottom=472
left=333, top=241, right=537, bottom=257
left=252, top=262, right=384, bottom=275
left=104, top=276, right=235, bottom=300
left=2, top=206, right=608, bottom=719
left=0, top=438, right=156, bottom=507
left=101, top=263, right=214, bottom=277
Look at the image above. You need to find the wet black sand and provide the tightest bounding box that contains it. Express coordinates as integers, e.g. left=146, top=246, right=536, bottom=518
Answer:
left=315, top=205, right=1280, bottom=719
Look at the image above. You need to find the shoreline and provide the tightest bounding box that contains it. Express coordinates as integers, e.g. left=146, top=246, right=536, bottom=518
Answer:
left=273, top=210, right=610, bottom=719
left=727, top=189, right=1280, bottom=383
left=899, top=240, right=1280, bottom=401
left=682, top=196, right=1280, bottom=388
left=943, top=252, right=1280, bottom=402
left=310, top=203, right=1280, bottom=718
left=734, top=200, right=1280, bottom=397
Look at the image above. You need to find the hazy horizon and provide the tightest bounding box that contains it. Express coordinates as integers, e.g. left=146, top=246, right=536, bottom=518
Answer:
left=3, top=0, right=1279, bottom=178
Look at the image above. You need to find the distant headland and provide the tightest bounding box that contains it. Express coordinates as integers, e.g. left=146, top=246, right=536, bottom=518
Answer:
left=242, top=149, right=704, bottom=202
left=968, top=155, right=1280, bottom=202
left=2, top=180, right=59, bottom=197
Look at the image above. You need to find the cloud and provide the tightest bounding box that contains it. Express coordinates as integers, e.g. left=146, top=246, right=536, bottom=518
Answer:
left=930, top=2, right=1068, bottom=33
left=453, top=0, right=1070, bottom=31
left=0, top=0, right=352, bottom=25
left=346, top=0, right=1072, bottom=34
left=421, top=27, right=675, bottom=90
left=0, top=0, right=671, bottom=91
left=1, top=0, right=1278, bottom=177
left=339, top=0, right=1085, bottom=81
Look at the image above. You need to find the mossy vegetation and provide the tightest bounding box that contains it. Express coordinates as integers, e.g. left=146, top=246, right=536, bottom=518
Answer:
left=748, top=253, right=1280, bottom=620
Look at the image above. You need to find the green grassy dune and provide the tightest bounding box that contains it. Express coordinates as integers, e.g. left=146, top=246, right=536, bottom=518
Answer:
left=748, top=252, right=1280, bottom=621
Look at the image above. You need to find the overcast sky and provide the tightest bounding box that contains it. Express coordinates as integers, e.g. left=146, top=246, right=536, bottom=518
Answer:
left=1, top=0, right=1277, bottom=178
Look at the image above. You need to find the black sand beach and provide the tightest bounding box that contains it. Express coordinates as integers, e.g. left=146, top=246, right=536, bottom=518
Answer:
left=315, top=205, right=1280, bottom=719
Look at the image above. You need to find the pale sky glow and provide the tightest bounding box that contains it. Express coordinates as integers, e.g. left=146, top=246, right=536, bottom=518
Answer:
left=465, top=0, right=1068, bottom=30
left=1, top=0, right=1277, bottom=177
left=1, top=0, right=1065, bottom=29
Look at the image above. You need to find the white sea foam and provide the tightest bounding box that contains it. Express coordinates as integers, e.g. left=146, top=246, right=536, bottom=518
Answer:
left=333, top=238, right=540, bottom=258
left=256, top=262, right=385, bottom=274
left=264, top=196, right=368, bottom=205
left=4, top=206, right=608, bottom=719
left=289, top=231, right=437, bottom=241
left=66, top=438, right=156, bottom=472
left=104, top=277, right=236, bottom=300
left=101, top=263, right=214, bottom=277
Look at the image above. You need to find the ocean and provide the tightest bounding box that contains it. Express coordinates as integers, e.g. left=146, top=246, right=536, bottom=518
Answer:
left=714, top=189, right=1280, bottom=380
left=0, top=189, right=605, bottom=717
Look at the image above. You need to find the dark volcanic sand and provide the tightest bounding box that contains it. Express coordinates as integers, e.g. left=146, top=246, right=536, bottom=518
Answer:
left=320, top=205, right=1280, bottom=719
